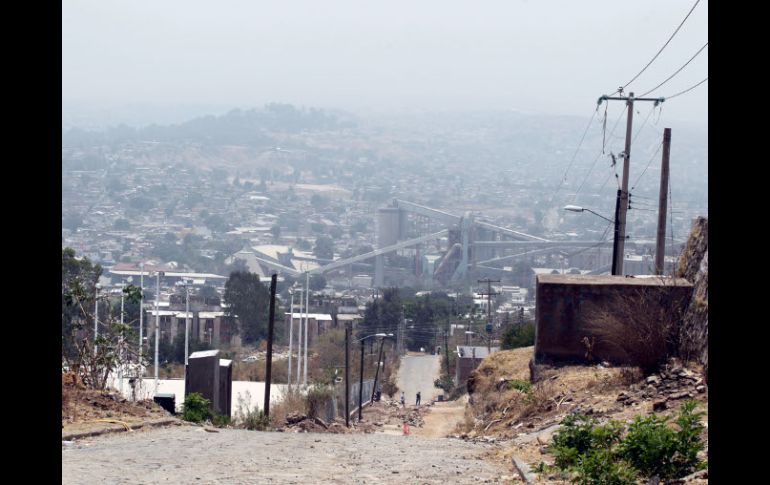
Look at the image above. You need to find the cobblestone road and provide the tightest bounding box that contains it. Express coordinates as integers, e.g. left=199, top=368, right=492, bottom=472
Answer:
left=62, top=425, right=507, bottom=484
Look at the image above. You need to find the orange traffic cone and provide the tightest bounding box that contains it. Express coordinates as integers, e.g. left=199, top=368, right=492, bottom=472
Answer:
left=403, top=422, right=410, bottom=435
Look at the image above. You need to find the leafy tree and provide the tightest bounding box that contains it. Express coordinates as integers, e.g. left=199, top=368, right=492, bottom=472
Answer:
left=329, top=226, right=344, bottom=240
left=270, top=224, right=281, bottom=240
left=62, top=249, right=143, bottom=389
left=309, top=274, right=327, bottom=291
left=113, top=218, right=130, bottom=231
left=313, top=236, right=334, bottom=260
left=310, top=193, right=328, bottom=211
left=501, top=321, right=536, bottom=350
left=223, top=271, right=271, bottom=344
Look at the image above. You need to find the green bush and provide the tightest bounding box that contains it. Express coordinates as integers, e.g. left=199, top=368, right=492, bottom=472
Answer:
left=552, top=414, right=623, bottom=469
left=619, top=400, right=706, bottom=480
left=182, top=393, right=212, bottom=423
left=242, top=409, right=270, bottom=431
left=434, top=374, right=454, bottom=394
left=552, top=402, right=707, bottom=483
left=507, top=379, right=532, bottom=393
left=211, top=413, right=232, bottom=428
left=573, top=449, right=637, bottom=485
left=501, top=322, right=535, bottom=350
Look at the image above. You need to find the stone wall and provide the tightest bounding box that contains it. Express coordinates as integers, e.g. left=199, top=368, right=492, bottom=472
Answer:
left=535, top=274, right=693, bottom=365
left=677, top=217, right=708, bottom=379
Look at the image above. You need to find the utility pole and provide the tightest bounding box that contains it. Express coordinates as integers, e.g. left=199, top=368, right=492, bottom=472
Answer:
left=184, top=280, right=190, bottom=366
left=655, top=128, right=672, bottom=276
left=358, top=337, right=365, bottom=421
left=444, top=321, right=450, bottom=374
left=345, top=322, right=351, bottom=427
left=94, top=284, right=100, bottom=355
left=477, top=278, right=500, bottom=353
left=370, top=337, right=386, bottom=403
left=303, top=272, right=309, bottom=386
left=139, top=263, right=144, bottom=362
left=154, top=271, right=163, bottom=396
left=263, top=274, right=277, bottom=418
left=598, top=92, right=665, bottom=275
left=296, top=288, right=303, bottom=387
left=288, top=288, right=294, bottom=390
left=119, top=283, right=125, bottom=395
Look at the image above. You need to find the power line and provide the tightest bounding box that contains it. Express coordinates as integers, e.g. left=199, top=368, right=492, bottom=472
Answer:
left=571, top=107, right=626, bottom=203
left=639, top=42, right=708, bottom=97
left=549, top=107, right=600, bottom=203
left=618, top=0, right=703, bottom=92
left=630, top=141, right=664, bottom=190
left=665, top=77, right=708, bottom=100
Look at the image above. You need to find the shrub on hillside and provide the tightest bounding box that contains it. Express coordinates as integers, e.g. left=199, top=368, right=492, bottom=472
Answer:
left=182, top=392, right=212, bottom=423
left=550, top=401, right=707, bottom=483
left=501, top=322, right=535, bottom=350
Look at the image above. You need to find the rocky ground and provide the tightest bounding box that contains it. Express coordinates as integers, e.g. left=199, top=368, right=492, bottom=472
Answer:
left=62, top=425, right=509, bottom=484
left=62, top=372, right=174, bottom=438
left=455, top=347, right=709, bottom=484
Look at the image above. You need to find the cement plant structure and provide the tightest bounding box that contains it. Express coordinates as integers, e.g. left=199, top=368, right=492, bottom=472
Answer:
left=260, top=199, right=620, bottom=288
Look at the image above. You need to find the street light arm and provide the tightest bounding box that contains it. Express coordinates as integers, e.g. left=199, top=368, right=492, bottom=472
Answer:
left=583, top=208, right=614, bottom=224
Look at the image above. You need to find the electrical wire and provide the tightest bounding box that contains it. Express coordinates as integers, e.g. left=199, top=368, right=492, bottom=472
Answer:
left=665, top=77, right=708, bottom=100
left=549, top=107, right=600, bottom=203
left=571, top=107, right=626, bottom=203
left=618, top=0, right=702, bottom=92
left=639, top=42, right=708, bottom=97
left=630, top=141, right=664, bottom=190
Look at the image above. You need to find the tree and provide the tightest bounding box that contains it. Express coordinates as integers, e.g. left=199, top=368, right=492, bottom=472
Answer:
left=62, top=248, right=143, bottom=389
left=223, top=271, right=271, bottom=344
left=113, top=218, right=131, bottom=231
left=313, top=235, right=334, bottom=260
left=270, top=224, right=281, bottom=240
left=309, top=274, right=327, bottom=291
left=310, top=193, right=328, bottom=211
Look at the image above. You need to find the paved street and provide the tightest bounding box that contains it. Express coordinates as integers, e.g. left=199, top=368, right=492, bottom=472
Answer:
left=62, top=426, right=506, bottom=484
left=397, top=354, right=443, bottom=405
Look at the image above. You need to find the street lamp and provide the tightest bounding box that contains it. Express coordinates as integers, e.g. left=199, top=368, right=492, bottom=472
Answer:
left=94, top=283, right=101, bottom=355
left=355, top=333, right=393, bottom=421
left=564, top=197, right=622, bottom=275
left=176, top=278, right=193, bottom=366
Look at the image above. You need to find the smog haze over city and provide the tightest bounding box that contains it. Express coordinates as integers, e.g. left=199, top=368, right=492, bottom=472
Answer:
left=62, top=2, right=709, bottom=481
left=63, top=0, right=708, bottom=289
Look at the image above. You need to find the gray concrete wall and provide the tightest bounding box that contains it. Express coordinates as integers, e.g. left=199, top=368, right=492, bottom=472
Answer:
left=534, top=275, right=692, bottom=365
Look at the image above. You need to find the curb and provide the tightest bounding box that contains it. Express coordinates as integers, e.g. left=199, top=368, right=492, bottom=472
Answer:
left=511, top=455, right=537, bottom=484
left=62, top=418, right=182, bottom=441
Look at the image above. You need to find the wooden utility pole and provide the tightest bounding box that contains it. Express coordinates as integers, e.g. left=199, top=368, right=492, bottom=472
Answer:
left=345, top=322, right=350, bottom=427
left=263, top=273, right=278, bottom=418
left=655, top=128, right=672, bottom=275
left=477, top=278, right=500, bottom=352
left=444, top=322, right=450, bottom=374
left=598, top=93, right=665, bottom=275
left=370, top=338, right=386, bottom=403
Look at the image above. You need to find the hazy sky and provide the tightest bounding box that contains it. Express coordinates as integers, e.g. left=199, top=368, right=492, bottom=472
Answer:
left=62, top=0, right=708, bottom=125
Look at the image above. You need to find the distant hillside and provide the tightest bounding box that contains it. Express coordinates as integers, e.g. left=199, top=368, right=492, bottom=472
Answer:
left=62, top=103, right=358, bottom=147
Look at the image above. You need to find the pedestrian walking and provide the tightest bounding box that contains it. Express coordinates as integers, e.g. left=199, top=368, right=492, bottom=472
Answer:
left=416, top=391, right=421, bottom=406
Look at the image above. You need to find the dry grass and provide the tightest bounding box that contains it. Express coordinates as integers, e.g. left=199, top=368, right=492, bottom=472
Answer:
left=583, top=287, right=686, bottom=372
left=268, top=387, right=307, bottom=426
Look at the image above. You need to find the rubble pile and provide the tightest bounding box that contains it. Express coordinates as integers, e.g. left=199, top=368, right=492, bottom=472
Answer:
left=615, top=359, right=706, bottom=410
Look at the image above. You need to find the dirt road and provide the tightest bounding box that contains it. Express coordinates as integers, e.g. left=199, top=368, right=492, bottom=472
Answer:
left=412, top=397, right=468, bottom=438
left=62, top=425, right=508, bottom=484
